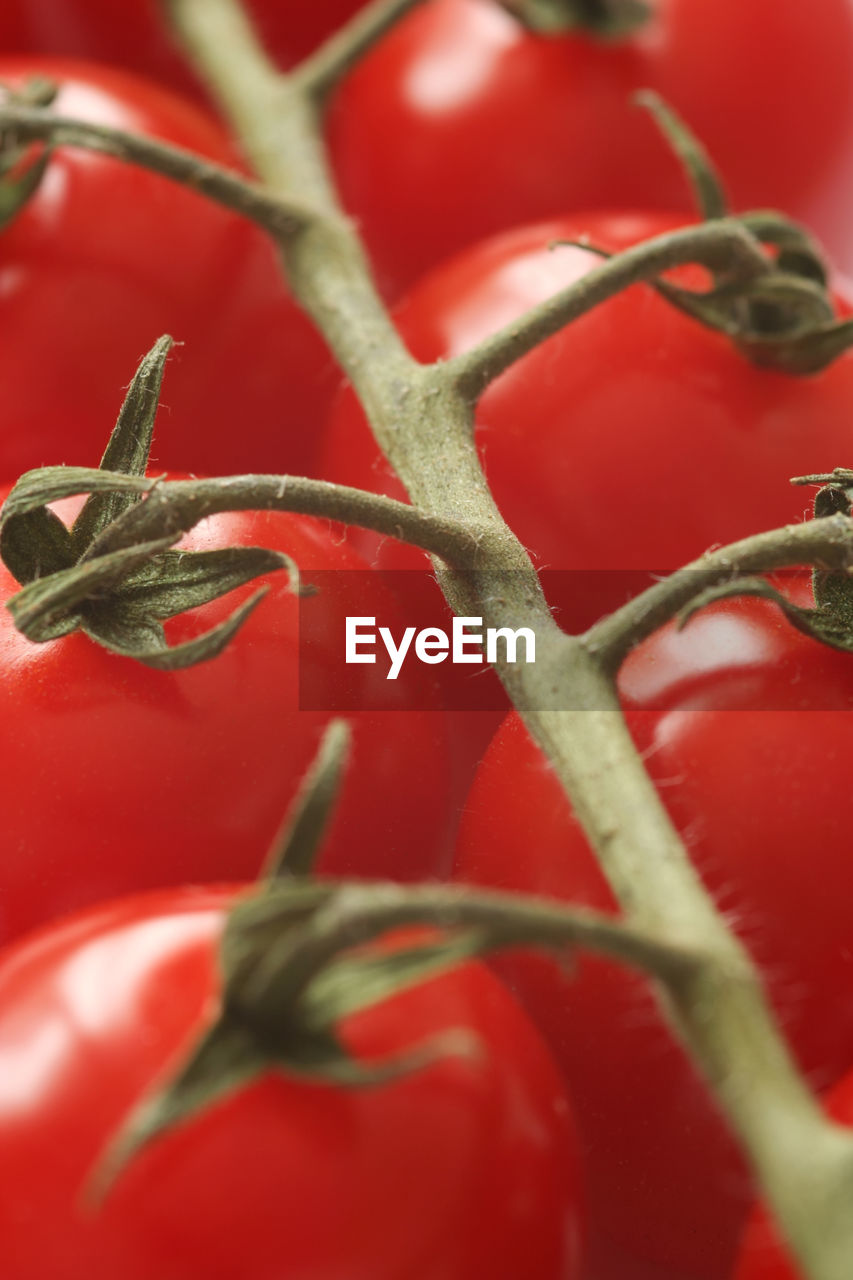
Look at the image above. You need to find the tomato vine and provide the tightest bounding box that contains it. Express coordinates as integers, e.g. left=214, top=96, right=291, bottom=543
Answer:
left=2, top=2, right=853, bottom=1277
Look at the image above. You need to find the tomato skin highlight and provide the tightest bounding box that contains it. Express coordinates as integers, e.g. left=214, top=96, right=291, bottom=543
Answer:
left=327, top=0, right=853, bottom=295
left=0, top=885, right=584, bottom=1280
left=0, top=2, right=368, bottom=97
left=0, top=58, right=336, bottom=480
left=454, top=588, right=853, bottom=1280
left=0, top=495, right=452, bottom=944
left=321, top=212, right=853, bottom=629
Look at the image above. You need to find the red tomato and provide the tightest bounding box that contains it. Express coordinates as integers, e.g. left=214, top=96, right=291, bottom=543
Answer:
left=327, top=0, right=853, bottom=295
left=321, top=213, right=853, bottom=628
left=0, top=490, right=453, bottom=944
left=0, top=885, right=584, bottom=1280
left=0, top=2, right=367, bottom=96
left=733, top=1209, right=802, bottom=1279
left=454, top=584, right=853, bottom=1279
left=0, top=58, right=336, bottom=480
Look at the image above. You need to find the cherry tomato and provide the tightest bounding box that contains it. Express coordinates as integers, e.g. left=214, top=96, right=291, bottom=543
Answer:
left=733, top=1208, right=803, bottom=1279
left=0, top=3, right=367, bottom=97
left=0, top=58, right=336, bottom=480
left=0, top=884, right=584, bottom=1280
left=327, top=0, right=853, bottom=295
left=733, top=1061, right=853, bottom=1279
left=321, top=212, right=853, bottom=628
left=454, top=584, right=853, bottom=1279
left=0, top=491, right=453, bottom=944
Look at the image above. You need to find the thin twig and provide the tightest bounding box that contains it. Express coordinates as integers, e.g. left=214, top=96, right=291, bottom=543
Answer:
left=157, top=3, right=853, bottom=1275
left=585, top=512, right=853, bottom=670
left=242, top=878, right=708, bottom=1019
left=446, top=220, right=770, bottom=399
left=87, top=473, right=478, bottom=565
left=0, top=104, right=314, bottom=237
left=295, top=0, right=427, bottom=100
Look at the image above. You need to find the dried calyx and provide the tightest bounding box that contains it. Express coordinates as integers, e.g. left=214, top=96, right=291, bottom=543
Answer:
left=677, top=470, right=853, bottom=650
left=566, top=92, right=853, bottom=376
left=0, top=336, right=297, bottom=670
left=0, top=76, right=56, bottom=229
left=501, top=0, right=650, bottom=38
left=91, top=721, right=478, bottom=1198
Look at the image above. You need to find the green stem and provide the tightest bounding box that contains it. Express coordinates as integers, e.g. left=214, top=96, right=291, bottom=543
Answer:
left=501, top=0, right=650, bottom=37
left=584, top=512, right=853, bottom=671
left=154, top=3, right=853, bottom=1275
left=447, top=220, right=770, bottom=399
left=239, top=878, right=705, bottom=1023
left=295, top=0, right=427, bottom=100
left=87, top=473, right=477, bottom=565
left=0, top=104, right=311, bottom=236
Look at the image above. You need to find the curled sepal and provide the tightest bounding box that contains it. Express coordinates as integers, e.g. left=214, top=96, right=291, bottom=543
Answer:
left=0, top=504, right=73, bottom=586
left=103, top=546, right=295, bottom=621
left=500, top=0, right=649, bottom=37
left=635, top=90, right=728, bottom=221
left=735, top=316, right=853, bottom=377
left=82, top=585, right=272, bottom=671
left=1, top=337, right=303, bottom=669
left=595, top=93, right=850, bottom=372
left=0, top=466, right=156, bottom=592
left=92, top=999, right=477, bottom=1203
left=553, top=237, right=751, bottom=333
left=0, top=77, right=58, bottom=229
left=633, top=99, right=831, bottom=289
left=302, top=933, right=496, bottom=1026
left=223, top=885, right=500, bottom=1043
left=222, top=882, right=339, bottom=989
left=678, top=575, right=853, bottom=655
left=263, top=720, right=353, bottom=880
left=0, top=145, right=51, bottom=231
left=653, top=271, right=849, bottom=376
left=7, top=537, right=177, bottom=642
left=554, top=235, right=851, bottom=376
left=739, top=211, right=828, bottom=287
left=89, top=1014, right=273, bottom=1203
left=1, top=466, right=154, bottom=528
left=93, top=881, right=481, bottom=1199
left=71, top=335, right=174, bottom=554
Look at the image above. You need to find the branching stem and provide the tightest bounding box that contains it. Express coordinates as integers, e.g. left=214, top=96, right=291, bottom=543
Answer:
left=87, top=473, right=477, bottom=565
left=129, top=2, right=853, bottom=1274
left=448, top=220, right=770, bottom=399
left=248, top=878, right=707, bottom=1017
left=295, top=0, right=427, bottom=100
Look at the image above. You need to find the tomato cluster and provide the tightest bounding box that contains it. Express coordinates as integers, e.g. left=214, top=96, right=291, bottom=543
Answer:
left=456, top=583, right=853, bottom=1278
left=1, top=3, right=853, bottom=1280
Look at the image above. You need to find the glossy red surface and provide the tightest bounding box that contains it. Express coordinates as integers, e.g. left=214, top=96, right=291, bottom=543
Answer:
left=321, top=212, right=853, bottom=627
left=0, top=495, right=452, bottom=944
left=455, top=587, right=853, bottom=1279
left=0, top=886, right=584, bottom=1280
left=328, top=0, right=853, bottom=295
left=0, top=58, right=336, bottom=482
